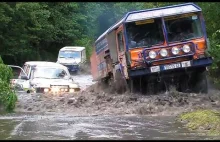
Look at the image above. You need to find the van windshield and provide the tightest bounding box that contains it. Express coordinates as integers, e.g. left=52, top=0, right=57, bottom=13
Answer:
left=59, top=51, right=81, bottom=59
left=165, top=13, right=203, bottom=43
left=126, top=18, right=164, bottom=48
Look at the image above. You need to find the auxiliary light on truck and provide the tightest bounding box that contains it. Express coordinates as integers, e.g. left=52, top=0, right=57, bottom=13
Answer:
left=182, top=45, right=191, bottom=53
left=160, top=49, right=168, bottom=57
left=149, top=51, right=157, bottom=59
left=171, top=47, right=180, bottom=55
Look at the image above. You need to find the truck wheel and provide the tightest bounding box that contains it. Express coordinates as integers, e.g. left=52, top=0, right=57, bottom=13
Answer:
left=115, top=70, right=127, bottom=94
left=147, top=82, right=156, bottom=95
left=128, top=78, right=134, bottom=93
left=179, top=75, right=190, bottom=93
left=191, top=70, right=208, bottom=94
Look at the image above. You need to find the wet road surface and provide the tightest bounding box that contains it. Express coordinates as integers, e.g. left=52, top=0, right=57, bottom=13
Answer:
left=0, top=113, right=218, bottom=140
left=5, top=74, right=220, bottom=140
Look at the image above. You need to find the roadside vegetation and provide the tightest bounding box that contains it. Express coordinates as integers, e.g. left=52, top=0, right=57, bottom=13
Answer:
left=178, top=109, right=220, bottom=136
left=0, top=57, right=17, bottom=111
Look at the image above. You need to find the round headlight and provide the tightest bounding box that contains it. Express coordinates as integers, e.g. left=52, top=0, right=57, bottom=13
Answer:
left=44, top=88, right=49, bottom=92
left=149, top=51, right=157, bottom=59
left=160, top=49, right=168, bottom=57
left=69, top=89, right=75, bottom=93
left=171, top=47, right=180, bottom=55
left=182, top=45, right=190, bottom=53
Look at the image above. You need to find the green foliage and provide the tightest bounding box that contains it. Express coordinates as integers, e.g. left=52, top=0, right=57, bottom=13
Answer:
left=179, top=109, right=220, bottom=136
left=0, top=2, right=220, bottom=81
left=0, top=56, right=4, bottom=64
left=0, top=56, right=17, bottom=111
left=75, top=36, right=93, bottom=61
left=0, top=80, right=17, bottom=111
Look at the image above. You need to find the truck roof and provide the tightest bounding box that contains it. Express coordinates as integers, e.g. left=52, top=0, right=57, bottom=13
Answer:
left=25, top=61, right=67, bottom=69
left=95, top=3, right=201, bottom=44
left=60, top=46, right=85, bottom=52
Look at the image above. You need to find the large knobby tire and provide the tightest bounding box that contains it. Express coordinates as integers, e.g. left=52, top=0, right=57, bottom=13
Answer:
left=191, top=70, right=208, bottom=94
left=129, top=78, right=134, bottom=93
left=179, top=75, right=190, bottom=93
left=115, top=70, right=127, bottom=94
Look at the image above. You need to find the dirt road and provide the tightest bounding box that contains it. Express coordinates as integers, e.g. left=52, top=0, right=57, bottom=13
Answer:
left=15, top=74, right=220, bottom=117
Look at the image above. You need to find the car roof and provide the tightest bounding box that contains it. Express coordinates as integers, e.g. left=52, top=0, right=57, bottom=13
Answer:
left=60, top=46, right=85, bottom=52
left=25, top=61, right=67, bottom=69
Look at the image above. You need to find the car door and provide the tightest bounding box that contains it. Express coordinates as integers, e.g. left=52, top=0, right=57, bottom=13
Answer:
left=116, top=26, right=128, bottom=79
left=8, top=65, right=30, bottom=89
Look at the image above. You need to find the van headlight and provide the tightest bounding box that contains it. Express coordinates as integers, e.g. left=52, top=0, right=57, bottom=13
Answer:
left=182, top=45, right=190, bottom=53
left=51, top=87, right=60, bottom=92
left=149, top=51, right=157, bottom=59
left=160, top=49, right=168, bottom=57
left=171, top=47, right=180, bottom=55
left=69, top=89, right=75, bottom=93
left=44, top=88, right=50, bottom=93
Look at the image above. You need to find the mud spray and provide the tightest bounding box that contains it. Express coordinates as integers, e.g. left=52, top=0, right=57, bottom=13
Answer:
left=14, top=68, right=220, bottom=117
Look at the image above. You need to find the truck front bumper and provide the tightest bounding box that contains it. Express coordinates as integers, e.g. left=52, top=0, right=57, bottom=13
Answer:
left=128, top=57, right=213, bottom=77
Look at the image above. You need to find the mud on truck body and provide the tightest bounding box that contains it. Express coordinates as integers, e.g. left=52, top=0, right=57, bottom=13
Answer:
left=90, top=3, right=213, bottom=94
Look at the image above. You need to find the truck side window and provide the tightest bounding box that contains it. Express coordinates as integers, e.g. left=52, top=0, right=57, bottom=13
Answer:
left=117, top=32, right=124, bottom=52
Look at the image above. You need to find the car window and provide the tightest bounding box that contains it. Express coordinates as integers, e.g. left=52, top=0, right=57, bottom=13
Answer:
left=20, top=65, right=28, bottom=77
left=33, top=67, right=68, bottom=79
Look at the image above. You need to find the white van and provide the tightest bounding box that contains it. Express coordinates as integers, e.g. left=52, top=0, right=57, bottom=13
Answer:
left=57, top=46, right=86, bottom=73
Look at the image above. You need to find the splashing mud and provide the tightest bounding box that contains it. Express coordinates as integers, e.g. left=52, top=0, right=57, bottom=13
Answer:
left=14, top=73, right=220, bottom=118
left=1, top=71, right=220, bottom=140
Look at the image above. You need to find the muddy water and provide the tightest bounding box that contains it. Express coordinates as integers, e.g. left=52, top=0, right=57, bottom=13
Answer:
left=2, top=74, right=220, bottom=140
left=71, top=74, right=95, bottom=90
left=0, top=113, right=218, bottom=140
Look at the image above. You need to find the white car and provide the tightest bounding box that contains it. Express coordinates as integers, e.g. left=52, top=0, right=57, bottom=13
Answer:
left=9, top=61, right=80, bottom=94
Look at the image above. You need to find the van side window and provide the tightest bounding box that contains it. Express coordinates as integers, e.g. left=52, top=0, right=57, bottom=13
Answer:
left=117, top=31, right=124, bottom=52
left=81, top=50, right=84, bottom=60
left=83, top=50, right=86, bottom=61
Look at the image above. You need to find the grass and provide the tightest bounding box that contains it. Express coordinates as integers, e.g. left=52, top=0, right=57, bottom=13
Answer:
left=178, top=109, right=220, bottom=136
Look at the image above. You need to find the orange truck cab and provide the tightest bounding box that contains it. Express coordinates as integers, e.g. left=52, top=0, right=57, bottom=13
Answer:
left=90, top=3, right=213, bottom=94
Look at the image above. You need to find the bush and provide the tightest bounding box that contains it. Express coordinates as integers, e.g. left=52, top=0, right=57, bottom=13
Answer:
left=0, top=56, right=17, bottom=111
left=75, top=36, right=94, bottom=61
left=209, top=30, right=220, bottom=84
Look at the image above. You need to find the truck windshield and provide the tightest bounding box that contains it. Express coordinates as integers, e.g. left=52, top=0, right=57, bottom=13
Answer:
left=126, top=18, right=164, bottom=48
left=59, top=51, right=81, bottom=58
left=33, top=67, right=67, bottom=79
left=165, top=13, right=203, bottom=43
